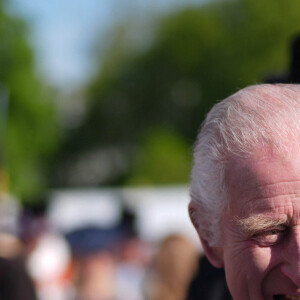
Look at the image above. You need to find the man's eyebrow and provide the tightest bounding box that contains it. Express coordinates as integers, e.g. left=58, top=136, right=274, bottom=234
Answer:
left=234, top=215, right=288, bottom=235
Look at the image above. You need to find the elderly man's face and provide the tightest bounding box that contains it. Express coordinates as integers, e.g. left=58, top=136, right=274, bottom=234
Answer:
left=220, top=146, right=300, bottom=300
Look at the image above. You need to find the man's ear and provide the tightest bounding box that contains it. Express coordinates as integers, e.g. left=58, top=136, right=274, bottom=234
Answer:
left=188, top=202, right=224, bottom=268
left=199, top=236, right=224, bottom=268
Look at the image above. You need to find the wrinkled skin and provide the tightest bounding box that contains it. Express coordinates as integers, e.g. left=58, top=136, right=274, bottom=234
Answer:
left=211, top=145, right=300, bottom=300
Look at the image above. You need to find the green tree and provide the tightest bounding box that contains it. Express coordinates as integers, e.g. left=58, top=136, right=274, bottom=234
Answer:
left=54, top=0, right=300, bottom=187
left=0, top=1, right=60, bottom=202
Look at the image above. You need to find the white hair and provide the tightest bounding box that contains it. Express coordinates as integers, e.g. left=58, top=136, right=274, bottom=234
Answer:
left=189, top=84, right=300, bottom=246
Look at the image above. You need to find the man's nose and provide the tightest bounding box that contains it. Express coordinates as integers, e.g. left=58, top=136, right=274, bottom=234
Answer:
left=281, top=229, right=300, bottom=287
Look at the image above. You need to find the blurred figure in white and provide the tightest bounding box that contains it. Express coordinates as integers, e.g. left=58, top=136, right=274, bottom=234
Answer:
left=116, top=237, right=151, bottom=300
left=21, top=206, right=74, bottom=300
left=26, top=233, right=74, bottom=300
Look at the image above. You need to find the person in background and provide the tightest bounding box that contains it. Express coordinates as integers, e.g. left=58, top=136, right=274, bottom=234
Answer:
left=144, top=234, right=198, bottom=300
left=0, top=256, right=37, bottom=300
left=0, top=202, right=37, bottom=300
left=187, top=255, right=231, bottom=300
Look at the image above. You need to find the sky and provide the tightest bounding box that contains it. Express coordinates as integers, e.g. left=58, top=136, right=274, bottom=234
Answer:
left=8, top=0, right=202, bottom=90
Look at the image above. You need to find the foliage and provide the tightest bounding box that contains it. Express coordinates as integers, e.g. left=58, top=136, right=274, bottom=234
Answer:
left=126, top=129, right=192, bottom=185
left=54, top=0, right=300, bottom=187
left=0, top=1, right=60, bottom=202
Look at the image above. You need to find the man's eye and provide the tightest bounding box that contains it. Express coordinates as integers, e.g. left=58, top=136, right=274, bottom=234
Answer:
left=265, top=229, right=280, bottom=236
left=252, top=228, right=287, bottom=246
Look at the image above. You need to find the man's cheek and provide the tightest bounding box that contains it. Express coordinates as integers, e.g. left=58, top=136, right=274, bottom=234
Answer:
left=224, top=244, right=272, bottom=281
left=252, top=247, right=274, bottom=271
left=222, top=248, right=270, bottom=300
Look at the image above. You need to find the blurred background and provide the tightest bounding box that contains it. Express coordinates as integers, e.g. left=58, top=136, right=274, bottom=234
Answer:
left=0, top=0, right=299, bottom=299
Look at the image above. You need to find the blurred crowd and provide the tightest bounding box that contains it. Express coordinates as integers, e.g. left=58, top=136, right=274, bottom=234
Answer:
left=0, top=192, right=231, bottom=300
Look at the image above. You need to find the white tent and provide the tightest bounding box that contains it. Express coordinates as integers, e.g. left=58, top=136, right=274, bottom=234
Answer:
left=48, top=186, right=199, bottom=246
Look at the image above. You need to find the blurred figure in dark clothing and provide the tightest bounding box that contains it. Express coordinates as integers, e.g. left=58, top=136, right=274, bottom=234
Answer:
left=0, top=257, right=37, bottom=300
left=187, top=256, right=232, bottom=300
left=288, top=35, right=300, bottom=82
left=0, top=202, right=38, bottom=300
left=265, top=34, right=300, bottom=83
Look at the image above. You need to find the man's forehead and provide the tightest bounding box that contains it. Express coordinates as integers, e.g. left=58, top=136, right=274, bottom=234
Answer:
left=225, top=144, right=300, bottom=188
left=225, top=144, right=300, bottom=214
